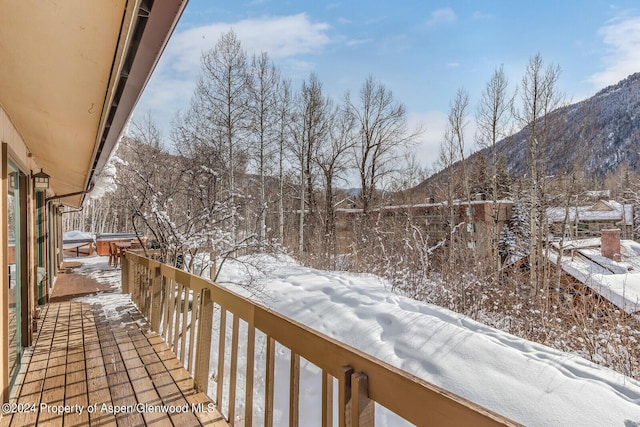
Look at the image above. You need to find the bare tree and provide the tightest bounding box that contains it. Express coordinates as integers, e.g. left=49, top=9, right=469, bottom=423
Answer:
left=386, top=150, right=431, bottom=194
left=347, top=76, right=418, bottom=214
left=476, top=65, right=515, bottom=269
left=113, top=115, right=257, bottom=280
left=247, top=52, right=280, bottom=244
left=449, top=88, right=471, bottom=202
left=196, top=30, right=249, bottom=245
left=549, top=101, right=595, bottom=295
left=275, top=78, right=293, bottom=245
left=315, top=104, right=357, bottom=259
left=290, top=73, right=332, bottom=254
left=116, top=119, right=191, bottom=266
left=517, top=53, right=564, bottom=296
left=437, top=89, right=471, bottom=298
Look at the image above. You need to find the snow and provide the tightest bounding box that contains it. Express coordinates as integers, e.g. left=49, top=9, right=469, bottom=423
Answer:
left=62, top=230, right=94, bottom=241
left=216, top=255, right=640, bottom=426
left=551, top=240, right=640, bottom=315
left=66, top=255, right=640, bottom=426
left=336, top=199, right=512, bottom=214
left=62, top=230, right=95, bottom=250
left=87, top=145, right=121, bottom=201
left=68, top=255, right=122, bottom=290
left=546, top=200, right=633, bottom=225
left=590, top=274, right=640, bottom=313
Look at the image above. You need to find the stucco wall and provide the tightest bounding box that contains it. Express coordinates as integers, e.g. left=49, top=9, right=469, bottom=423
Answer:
left=0, top=106, right=39, bottom=173
left=0, top=104, right=38, bottom=404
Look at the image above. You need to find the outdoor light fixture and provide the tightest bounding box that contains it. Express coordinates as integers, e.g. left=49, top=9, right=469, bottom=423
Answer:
left=32, top=168, right=50, bottom=189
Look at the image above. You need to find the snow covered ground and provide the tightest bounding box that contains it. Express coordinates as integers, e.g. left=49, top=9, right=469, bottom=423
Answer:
left=70, top=255, right=640, bottom=426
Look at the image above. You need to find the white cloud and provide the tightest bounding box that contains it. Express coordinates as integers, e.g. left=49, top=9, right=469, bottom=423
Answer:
left=408, top=110, right=481, bottom=171
left=407, top=111, right=447, bottom=169
left=166, top=13, right=331, bottom=72
left=346, top=38, right=374, bottom=47
left=426, top=8, right=457, bottom=27
left=134, top=14, right=332, bottom=140
left=446, top=62, right=460, bottom=69
left=589, top=15, right=640, bottom=88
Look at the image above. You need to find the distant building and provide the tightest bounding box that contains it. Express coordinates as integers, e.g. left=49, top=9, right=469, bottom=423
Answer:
left=549, top=229, right=640, bottom=316
left=547, top=200, right=634, bottom=239
left=335, top=198, right=513, bottom=255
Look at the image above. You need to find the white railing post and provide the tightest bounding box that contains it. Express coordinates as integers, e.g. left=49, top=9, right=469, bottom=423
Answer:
left=351, top=372, right=374, bottom=427
left=265, top=337, right=276, bottom=427
left=121, top=253, right=130, bottom=294
left=194, top=288, right=213, bottom=394
left=339, top=366, right=354, bottom=427
left=322, top=371, right=334, bottom=427
left=150, top=266, right=162, bottom=331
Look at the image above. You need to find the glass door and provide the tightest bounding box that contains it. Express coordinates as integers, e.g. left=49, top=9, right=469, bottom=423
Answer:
left=35, top=190, right=46, bottom=305
left=7, top=162, right=22, bottom=389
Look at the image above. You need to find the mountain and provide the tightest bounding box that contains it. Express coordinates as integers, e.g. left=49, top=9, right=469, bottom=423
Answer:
left=414, top=72, right=640, bottom=194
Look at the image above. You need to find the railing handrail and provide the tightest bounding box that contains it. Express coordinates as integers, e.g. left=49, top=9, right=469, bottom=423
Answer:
left=123, top=251, right=519, bottom=426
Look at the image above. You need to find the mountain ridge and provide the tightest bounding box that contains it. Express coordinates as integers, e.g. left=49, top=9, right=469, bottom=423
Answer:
left=414, top=71, right=640, bottom=195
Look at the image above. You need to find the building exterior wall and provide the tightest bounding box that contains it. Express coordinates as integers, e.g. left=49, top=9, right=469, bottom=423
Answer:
left=0, top=105, right=43, bottom=403
left=335, top=201, right=514, bottom=260
left=549, top=217, right=633, bottom=240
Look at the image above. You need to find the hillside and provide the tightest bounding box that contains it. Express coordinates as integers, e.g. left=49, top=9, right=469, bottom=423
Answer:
left=415, top=72, right=640, bottom=195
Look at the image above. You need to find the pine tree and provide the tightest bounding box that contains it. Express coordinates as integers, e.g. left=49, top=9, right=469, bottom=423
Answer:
left=471, top=153, right=491, bottom=196
left=498, top=225, right=516, bottom=262
left=510, top=202, right=530, bottom=242
left=496, top=156, right=511, bottom=197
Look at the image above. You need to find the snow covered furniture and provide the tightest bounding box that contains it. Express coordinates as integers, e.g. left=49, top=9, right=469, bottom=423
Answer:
left=62, top=230, right=94, bottom=257
left=96, top=232, right=144, bottom=256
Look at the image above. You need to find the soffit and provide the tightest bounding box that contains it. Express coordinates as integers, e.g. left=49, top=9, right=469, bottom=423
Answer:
left=0, top=0, right=188, bottom=207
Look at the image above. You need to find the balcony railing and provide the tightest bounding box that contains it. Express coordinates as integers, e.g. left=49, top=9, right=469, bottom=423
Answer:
left=122, top=252, right=518, bottom=426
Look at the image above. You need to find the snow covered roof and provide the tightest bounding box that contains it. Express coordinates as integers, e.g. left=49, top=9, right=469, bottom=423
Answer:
left=551, top=238, right=601, bottom=251
left=547, top=200, right=633, bottom=225
left=336, top=199, right=513, bottom=214
left=551, top=239, right=640, bottom=314
left=585, top=189, right=611, bottom=198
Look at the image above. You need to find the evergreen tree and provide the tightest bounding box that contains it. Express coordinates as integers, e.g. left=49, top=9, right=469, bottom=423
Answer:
left=510, top=202, right=530, bottom=242
left=498, top=225, right=516, bottom=262
left=496, top=156, right=511, bottom=197
left=471, top=153, right=491, bottom=195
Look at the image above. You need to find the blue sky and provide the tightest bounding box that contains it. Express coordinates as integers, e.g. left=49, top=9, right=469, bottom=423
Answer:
left=134, top=0, right=640, bottom=169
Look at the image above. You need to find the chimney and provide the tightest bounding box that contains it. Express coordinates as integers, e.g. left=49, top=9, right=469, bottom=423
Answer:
left=601, top=228, right=621, bottom=262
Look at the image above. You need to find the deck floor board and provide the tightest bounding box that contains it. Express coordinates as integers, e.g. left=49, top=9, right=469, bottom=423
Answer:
left=2, top=270, right=228, bottom=427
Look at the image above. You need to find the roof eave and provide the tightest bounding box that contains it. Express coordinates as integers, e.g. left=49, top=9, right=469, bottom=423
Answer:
left=79, top=0, right=188, bottom=207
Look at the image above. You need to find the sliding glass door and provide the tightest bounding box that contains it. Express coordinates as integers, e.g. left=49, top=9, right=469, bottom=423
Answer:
left=35, top=190, right=46, bottom=305
left=7, top=161, right=22, bottom=388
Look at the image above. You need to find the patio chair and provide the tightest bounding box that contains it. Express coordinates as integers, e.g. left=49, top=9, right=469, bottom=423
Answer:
left=109, top=242, right=122, bottom=267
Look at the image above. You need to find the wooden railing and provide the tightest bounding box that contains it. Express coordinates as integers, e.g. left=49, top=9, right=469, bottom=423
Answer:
left=122, top=252, right=518, bottom=426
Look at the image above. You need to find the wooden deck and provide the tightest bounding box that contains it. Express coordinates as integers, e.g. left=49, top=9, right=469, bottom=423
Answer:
left=2, top=267, right=229, bottom=427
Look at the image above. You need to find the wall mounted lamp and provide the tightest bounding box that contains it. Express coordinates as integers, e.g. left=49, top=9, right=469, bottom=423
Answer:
left=32, top=168, right=50, bottom=189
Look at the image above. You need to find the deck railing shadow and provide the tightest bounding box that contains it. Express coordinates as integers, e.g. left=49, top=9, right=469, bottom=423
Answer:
left=123, top=251, right=518, bottom=427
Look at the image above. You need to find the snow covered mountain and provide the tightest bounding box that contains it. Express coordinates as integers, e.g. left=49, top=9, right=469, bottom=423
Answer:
left=496, top=71, right=640, bottom=178
left=414, top=72, right=640, bottom=194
